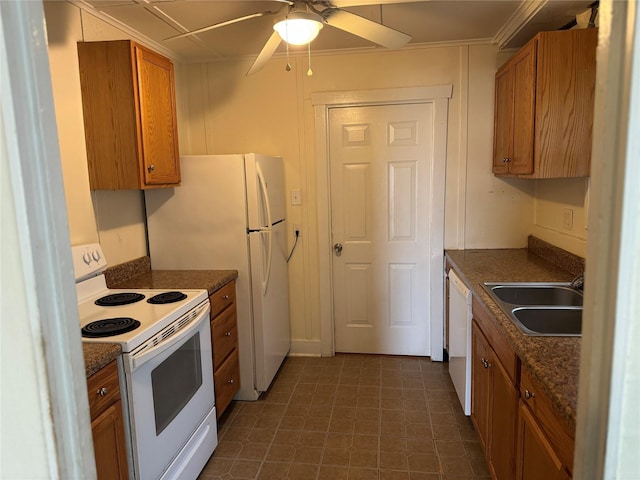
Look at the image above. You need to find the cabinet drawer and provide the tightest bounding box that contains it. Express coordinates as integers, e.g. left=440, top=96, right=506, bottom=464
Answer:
left=209, top=282, right=235, bottom=318
left=87, top=360, right=120, bottom=420
left=520, top=366, right=575, bottom=473
left=214, top=349, right=240, bottom=419
left=211, top=304, right=238, bottom=369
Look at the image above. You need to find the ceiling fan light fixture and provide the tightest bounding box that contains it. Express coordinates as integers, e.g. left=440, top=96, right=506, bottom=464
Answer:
left=274, top=11, right=323, bottom=45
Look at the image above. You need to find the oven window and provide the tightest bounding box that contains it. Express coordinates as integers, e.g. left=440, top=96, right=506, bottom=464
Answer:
left=151, top=332, right=203, bottom=435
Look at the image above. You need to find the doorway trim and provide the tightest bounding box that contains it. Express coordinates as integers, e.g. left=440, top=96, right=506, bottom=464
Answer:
left=312, top=85, right=453, bottom=359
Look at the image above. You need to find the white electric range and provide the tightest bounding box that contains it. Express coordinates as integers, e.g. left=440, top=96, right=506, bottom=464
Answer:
left=74, top=244, right=218, bottom=480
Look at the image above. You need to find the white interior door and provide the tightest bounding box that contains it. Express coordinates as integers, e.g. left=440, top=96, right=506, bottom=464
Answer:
left=330, top=103, right=436, bottom=355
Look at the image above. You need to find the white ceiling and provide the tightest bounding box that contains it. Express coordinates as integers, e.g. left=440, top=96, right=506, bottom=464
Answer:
left=72, top=0, right=595, bottom=62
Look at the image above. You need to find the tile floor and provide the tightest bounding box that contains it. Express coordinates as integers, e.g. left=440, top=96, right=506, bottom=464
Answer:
left=198, top=354, right=490, bottom=480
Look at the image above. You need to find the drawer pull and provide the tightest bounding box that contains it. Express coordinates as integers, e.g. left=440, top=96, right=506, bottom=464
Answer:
left=96, top=387, right=108, bottom=397
left=223, top=295, right=229, bottom=301
left=524, top=389, right=536, bottom=400
left=224, top=331, right=232, bottom=337
left=227, top=379, right=234, bottom=384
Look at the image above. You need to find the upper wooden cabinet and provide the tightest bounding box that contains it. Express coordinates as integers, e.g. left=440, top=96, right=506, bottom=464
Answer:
left=493, top=28, right=598, bottom=178
left=77, top=40, right=181, bottom=190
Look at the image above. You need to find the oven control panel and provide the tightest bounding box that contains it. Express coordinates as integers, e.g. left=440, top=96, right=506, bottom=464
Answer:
left=72, top=243, right=108, bottom=282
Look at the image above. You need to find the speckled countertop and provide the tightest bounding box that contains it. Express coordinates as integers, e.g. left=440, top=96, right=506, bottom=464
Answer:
left=445, top=247, right=582, bottom=430
left=82, top=256, right=238, bottom=378
left=83, top=343, right=122, bottom=378
left=108, top=269, right=238, bottom=296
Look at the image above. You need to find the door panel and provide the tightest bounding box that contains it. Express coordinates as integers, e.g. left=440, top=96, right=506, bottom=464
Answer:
left=330, top=103, right=434, bottom=355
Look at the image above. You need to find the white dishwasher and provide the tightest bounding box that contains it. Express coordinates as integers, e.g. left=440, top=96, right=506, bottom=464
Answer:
left=448, top=268, right=472, bottom=415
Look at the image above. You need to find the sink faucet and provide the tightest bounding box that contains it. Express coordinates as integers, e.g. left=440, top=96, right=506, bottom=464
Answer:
left=570, top=273, right=585, bottom=290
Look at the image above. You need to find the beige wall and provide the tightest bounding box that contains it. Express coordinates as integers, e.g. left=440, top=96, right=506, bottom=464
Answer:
left=45, top=2, right=98, bottom=247
left=532, top=178, right=589, bottom=257
left=44, top=2, right=147, bottom=266
left=44, top=1, right=588, bottom=353
left=177, top=44, right=538, bottom=351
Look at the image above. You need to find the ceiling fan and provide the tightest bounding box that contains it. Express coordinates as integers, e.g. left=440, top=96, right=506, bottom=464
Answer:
left=164, top=0, right=416, bottom=75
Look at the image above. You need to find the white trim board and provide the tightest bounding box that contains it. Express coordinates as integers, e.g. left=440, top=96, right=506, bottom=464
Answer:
left=1, top=1, right=95, bottom=478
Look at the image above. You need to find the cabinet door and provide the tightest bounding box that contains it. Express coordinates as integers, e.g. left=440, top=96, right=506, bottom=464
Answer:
left=214, top=349, right=241, bottom=419
left=92, top=400, right=129, bottom=480
left=489, top=354, right=519, bottom=480
left=534, top=29, right=597, bottom=178
left=211, top=304, right=238, bottom=370
left=471, top=323, right=491, bottom=452
left=510, top=39, right=536, bottom=175
left=134, top=45, right=180, bottom=187
left=517, top=401, right=571, bottom=480
left=493, top=65, right=513, bottom=174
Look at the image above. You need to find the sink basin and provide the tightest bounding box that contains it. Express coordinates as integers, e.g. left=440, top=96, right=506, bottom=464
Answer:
left=481, top=282, right=583, bottom=336
left=511, top=307, right=582, bottom=336
left=485, top=283, right=583, bottom=306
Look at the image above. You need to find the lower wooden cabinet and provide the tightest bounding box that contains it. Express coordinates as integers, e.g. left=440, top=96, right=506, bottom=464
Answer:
left=471, top=321, right=518, bottom=480
left=471, top=324, right=491, bottom=451
left=517, top=401, right=571, bottom=480
left=516, top=366, right=575, bottom=479
left=213, top=349, right=241, bottom=418
left=87, top=360, right=128, bottom=480
left=209, top=280, right=240, bottom=418
left=470, top=299, right=575, bottom=480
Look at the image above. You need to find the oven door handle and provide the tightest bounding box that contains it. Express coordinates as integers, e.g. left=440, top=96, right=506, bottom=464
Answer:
left=126, top=303, right=210, bottom=372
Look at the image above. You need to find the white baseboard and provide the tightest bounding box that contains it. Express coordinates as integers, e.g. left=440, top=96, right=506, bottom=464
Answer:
left=288, top=339, right=322, bottom=357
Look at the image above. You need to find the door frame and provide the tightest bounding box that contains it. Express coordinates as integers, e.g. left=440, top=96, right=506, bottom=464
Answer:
left=1, top=0, right=96, bottom=477
left=312, top=85, right=453, bottom=359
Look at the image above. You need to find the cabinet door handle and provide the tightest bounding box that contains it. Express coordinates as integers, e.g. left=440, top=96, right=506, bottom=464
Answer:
left=227, top=379, right=234, bottom=384
left=524, top=389, right=536, bottom=400
left=147, top=164, right=155, bottom=172
left=481, top=358, right=490, bottom=369
left=224, top=331, right=232, bottom=337
left=502, top=157, right=511, bottom=163
left=96, top=387, right=108, bottom=397
left=223, top=295, right=229, bottom=301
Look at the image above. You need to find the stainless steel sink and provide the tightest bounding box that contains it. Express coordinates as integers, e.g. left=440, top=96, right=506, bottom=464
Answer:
left=484, top=282, right=583, bottom=306
left=511, top=307, right=582, bottom=336
left=482, top=282, right=583, bottom=336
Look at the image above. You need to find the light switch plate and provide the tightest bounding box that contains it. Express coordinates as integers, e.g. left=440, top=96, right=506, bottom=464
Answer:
left=291, top=189, right=301, bottom=206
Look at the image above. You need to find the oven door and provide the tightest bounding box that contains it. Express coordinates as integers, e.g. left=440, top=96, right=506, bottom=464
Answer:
left=121, top=301, right=216, bottom=480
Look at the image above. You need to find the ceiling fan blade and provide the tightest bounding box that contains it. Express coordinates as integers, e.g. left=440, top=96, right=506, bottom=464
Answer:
left=247, top=31, right=282, bottom=76
left=164, top=12, right=268, bottom=41
left=323, top=9, right=411, bottom=49
left=331, top=0, right=427, bottom=6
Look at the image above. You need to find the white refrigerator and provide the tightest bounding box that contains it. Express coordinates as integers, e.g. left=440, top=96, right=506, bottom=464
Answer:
left=144, top=154, right=290, bottom=401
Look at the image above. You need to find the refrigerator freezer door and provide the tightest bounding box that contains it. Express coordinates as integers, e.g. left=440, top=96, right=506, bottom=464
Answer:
left=245, top=154, right=286, bottom=227
left=248, top=220, right=290, bottom=392
left=145, top=155, right=248, bottom=271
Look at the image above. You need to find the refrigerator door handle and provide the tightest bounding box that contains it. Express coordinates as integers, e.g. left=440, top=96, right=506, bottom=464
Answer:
left=260, top=230, right=272, bottom=296
left=256, top=162, right=273, bottom=295
left=256, top=162, right=272, bottom=228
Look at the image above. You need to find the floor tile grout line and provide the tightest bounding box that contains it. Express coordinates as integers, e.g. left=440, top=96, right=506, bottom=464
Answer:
left=202, top=355, right=489, bottom=479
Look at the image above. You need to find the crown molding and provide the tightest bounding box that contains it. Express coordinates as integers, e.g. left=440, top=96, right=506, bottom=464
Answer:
left=493, top=0, right=548, bottom=49
left=69, top=0, right=182, bottom=61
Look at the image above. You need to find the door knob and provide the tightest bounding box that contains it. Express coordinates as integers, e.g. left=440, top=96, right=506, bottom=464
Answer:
left=333, top=243, right=343, bottom=256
